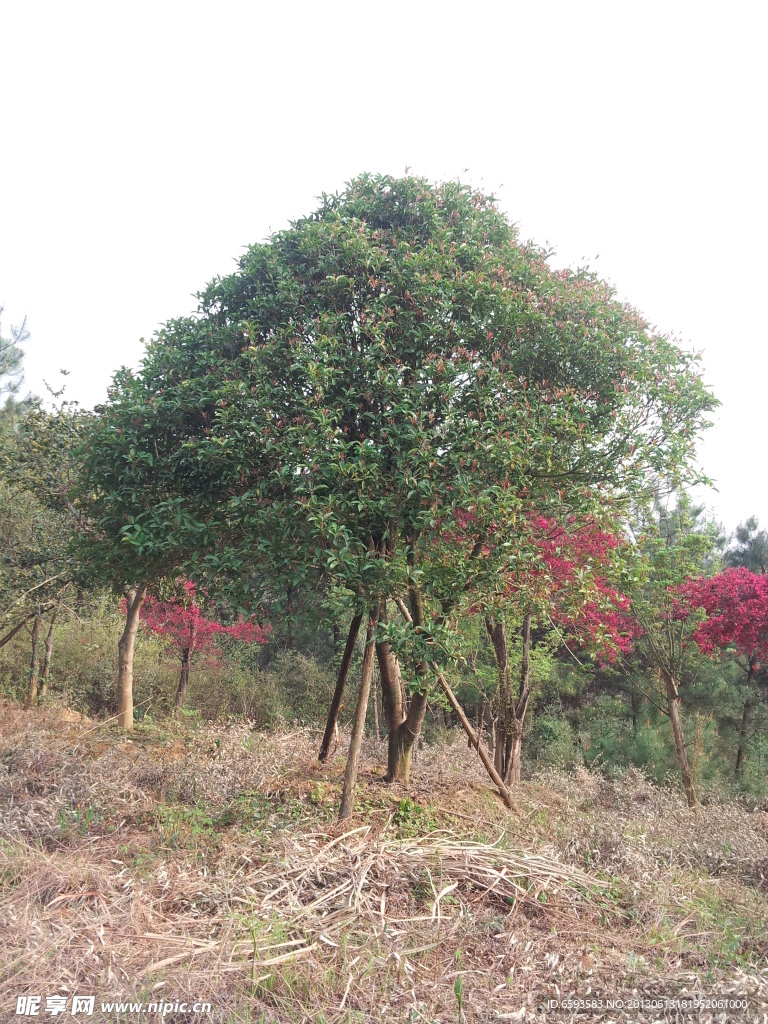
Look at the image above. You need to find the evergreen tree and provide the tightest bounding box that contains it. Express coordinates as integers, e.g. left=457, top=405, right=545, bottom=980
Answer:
left=725, top=517, right=768, bottom=574
left=0, top=306, right=28, bottom=401
left=81, top=174, right=717, bottom=798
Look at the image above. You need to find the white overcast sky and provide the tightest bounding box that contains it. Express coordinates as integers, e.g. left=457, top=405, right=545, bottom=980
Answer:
left=1, top=1, right=765, bottom=534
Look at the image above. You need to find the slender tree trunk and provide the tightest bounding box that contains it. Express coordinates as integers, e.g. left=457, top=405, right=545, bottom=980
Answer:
left=117, top=584, right=147, bottom=731
left=494, top=720, right=505, bottom=776
left=376, top=598, right=409, bottom=780
left=506, top=724, right=524, bottom=786
left=486, top=612, right=531, bottom=788
left=175, top=647, right=191, bottom=708
left=735, top=697, right=753, bottom=775
left=38, top=609, right=58, bottom=699
left=384, top=689, right=424, bottom=783
left=285, top=583, right=294, bottom=649
left=487, top=616, right=511, bottom=777
left=339, top=609, right=378, bottom=818
left=377, top=633, right=408, bottom=780
left=736, top=657, right=760, bottom=775
left=435, top=668, right=516, bottom=810
left=485, top=707, right=495, bottom=760
left=319, top=613, right=363, bottom=762
left=0, top=607, right=53, bottom=650
left=504, top=612, right=531, bottom=787
left=476, top=696, right=487, bottom=749
left=663, top=668, right=697, bottom=807
left=371, top=669, right=380, bottom=742
left=25, top=614, right=42, bottom=707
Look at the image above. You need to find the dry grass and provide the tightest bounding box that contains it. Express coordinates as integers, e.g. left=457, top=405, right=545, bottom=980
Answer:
left=1, top=699, right=767, bottom=1022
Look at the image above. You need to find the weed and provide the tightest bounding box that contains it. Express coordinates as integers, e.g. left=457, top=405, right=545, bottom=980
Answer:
left=392, top=797, right=439, bottom=837
left=58, top=803, right=97, bottom=837
left=453, top=975, right=463, bottom=1019
left=152, top=803, right=217, bottom=850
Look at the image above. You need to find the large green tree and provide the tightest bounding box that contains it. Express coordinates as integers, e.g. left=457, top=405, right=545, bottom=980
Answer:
left=83, top=174, right=716, bottom=787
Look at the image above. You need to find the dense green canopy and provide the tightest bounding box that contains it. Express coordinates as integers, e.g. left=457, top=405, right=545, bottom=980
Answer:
left=81, top=175, right=716, bottom=631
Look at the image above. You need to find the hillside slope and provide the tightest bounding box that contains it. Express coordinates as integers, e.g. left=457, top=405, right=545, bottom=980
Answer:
left=1, top=701, right=767, bottom=1022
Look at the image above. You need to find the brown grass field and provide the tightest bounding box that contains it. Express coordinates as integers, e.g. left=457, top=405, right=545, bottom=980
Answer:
left=1, top=699, right=767, bottom=1023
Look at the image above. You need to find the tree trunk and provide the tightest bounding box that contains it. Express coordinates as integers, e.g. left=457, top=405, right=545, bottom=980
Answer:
left=663, top=668, right=697, bottom=807
left=376, top=599, right=408, bottom=780
left=382, top=669, right=429, bottom=784
left=494, top=720, right=505, bottom=775
left=735, top=656, right=760, bottom=775
left=0, top=606, right=53, bottom=650
left=504, top=612, right=531, bottom=787
left=386, top=712, right=419, bottom=783
left=117, top=584, right=147, bottom=731
left=175, top=647, right=191, bottom=708
left=25, top=614, right=42, bottom=707
left=38, top=610, right=58, bottom=699
left=505, top=723, right=524, bottom=787
left=285, top=582, right=294, bottom=649
left=435, top=668, right=516, bottom=810
left=339, top=609, right=378, bottom=818
left=487, top=615, right=511, bottom=778
left=371, top=668, right=380, bottom=742
left=383, top=584, right=431, bottom=783
left=485, top=707, right=495, bottom=760
left=319, top=612, right=363, bottom=762
left=486, top=612, right=531, bottom=788
left=735, top=696, right=753, bottom=775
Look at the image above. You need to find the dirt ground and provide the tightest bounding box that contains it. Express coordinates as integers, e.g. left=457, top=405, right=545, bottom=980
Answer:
left=1, top=699, right=767, bottom=1023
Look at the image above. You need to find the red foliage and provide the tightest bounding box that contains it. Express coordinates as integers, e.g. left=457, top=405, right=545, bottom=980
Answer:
left=139, top=582, right=269, bottom=664
left=675, top=568, right=768, bottom=661
left=446, top=511, right=635, bottom=661
left=525, top=517, right=636, bottom=662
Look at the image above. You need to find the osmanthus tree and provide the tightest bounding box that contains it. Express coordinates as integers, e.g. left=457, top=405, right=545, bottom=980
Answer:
left=676, top=567, right=768, bottom=774
left=139, top=581, right=269, bottom=708
left=82, top=174, right=716, bottom=803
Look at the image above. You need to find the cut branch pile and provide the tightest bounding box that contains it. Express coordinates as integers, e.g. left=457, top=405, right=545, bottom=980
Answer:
left=0, top=824, right=608, bottom=1004
left=247, top=826, right=608, bottom=939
